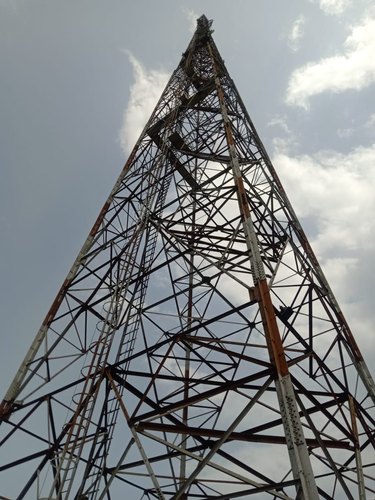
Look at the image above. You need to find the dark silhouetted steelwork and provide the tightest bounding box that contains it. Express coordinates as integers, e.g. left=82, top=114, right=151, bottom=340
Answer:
left=1, top=15, right=374, bottom=499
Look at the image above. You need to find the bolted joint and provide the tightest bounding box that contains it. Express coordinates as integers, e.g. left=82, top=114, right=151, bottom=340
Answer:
left=0, top=399, right=14, bottom=420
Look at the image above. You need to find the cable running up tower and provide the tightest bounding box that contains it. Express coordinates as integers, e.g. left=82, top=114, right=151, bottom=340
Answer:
left=1, top=14, right=374, bottom=500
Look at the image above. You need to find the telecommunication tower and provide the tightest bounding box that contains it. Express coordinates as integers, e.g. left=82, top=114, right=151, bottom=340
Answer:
left=1, top=15, right=374, bottom=499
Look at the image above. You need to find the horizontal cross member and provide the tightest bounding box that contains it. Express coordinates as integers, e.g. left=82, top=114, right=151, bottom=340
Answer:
left=135, top=421, right=353, bottom=450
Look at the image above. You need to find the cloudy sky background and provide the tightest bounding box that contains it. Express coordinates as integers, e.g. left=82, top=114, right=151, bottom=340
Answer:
left=1, top=0, right=374, bottom=397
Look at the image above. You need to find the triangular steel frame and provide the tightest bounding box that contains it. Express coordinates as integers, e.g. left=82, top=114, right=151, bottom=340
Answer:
left=1, top=15, right=374, bottom=500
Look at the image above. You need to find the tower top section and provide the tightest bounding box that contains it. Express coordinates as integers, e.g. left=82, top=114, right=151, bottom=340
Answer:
left=195, top=14, right=213, bottom=38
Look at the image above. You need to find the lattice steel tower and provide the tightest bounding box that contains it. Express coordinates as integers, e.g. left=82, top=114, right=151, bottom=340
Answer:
left=1, top=15, right=374, bottom=500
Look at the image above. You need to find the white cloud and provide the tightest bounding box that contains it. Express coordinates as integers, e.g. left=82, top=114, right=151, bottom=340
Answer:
left=336, top=127, right=354, bottom=138
left=119, top=52, right=169, bottom=155
left=274, top=144, right=375, bottom=253
left=274, top=143, right=375, bottom=303
left=287, top=15, right=305, bottom=52
left=364, top=112, right=375, bottom=130
left=267, top=115, right=298, bottom=153
left=273, top=143, right=375, bottom=363
left=267, top=115, right=292, bottom=135
left=286, top=15, right=375, bottom=108
left=318, top=0, right=352, bottom=15
left=182, top=7, right=199, bottom=33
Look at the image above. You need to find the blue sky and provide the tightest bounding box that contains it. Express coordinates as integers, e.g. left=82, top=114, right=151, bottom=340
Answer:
left=1, top=0, right=374, bottom=416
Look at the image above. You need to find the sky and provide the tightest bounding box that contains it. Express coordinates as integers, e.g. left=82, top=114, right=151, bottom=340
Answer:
left=1, top=0, right=375, bottom=418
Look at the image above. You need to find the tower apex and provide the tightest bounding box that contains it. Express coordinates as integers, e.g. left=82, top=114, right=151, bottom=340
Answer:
left=196, top=14, right=213, bottom=36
